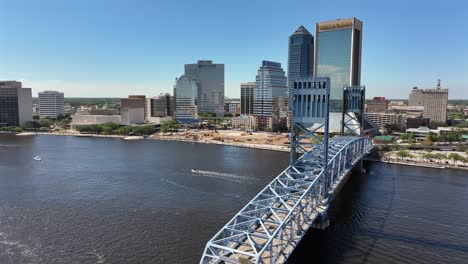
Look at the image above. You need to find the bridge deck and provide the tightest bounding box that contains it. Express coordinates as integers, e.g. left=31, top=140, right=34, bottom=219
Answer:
left=200, top=136, right=373, bottom=264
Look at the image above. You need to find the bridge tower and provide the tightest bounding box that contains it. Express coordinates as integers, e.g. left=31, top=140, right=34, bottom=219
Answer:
left=290, top=77, right=331, bottom=226
left=289, top=77, right=330, bottom=165
left=341, top=86, right=366, bottom=137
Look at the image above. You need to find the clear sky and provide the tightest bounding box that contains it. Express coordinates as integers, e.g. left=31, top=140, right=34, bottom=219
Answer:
left=1, top=0, right=467, bottom=99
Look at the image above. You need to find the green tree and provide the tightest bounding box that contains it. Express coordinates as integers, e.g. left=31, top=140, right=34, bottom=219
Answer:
left=133, top=125, right=155, bottom=135
left=429, top=120, right=446, bottom=129
left=384, top=124, right=399, bottom=135
left=37, top=119, right=54, bottom=128
left=396, top=150, right=411, bottom=161
left=448, top=153, right=466, bottom=165
left=425, top=132, right=436, bottom=142
left=115, top=126, right=134, bottom=135
left=101, top=122, right=120, bottom=134
left=433, top=153, right=447, bottom=164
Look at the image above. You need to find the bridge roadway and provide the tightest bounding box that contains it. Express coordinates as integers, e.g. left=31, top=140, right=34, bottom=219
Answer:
left=200, top=136, right=374, bottom=264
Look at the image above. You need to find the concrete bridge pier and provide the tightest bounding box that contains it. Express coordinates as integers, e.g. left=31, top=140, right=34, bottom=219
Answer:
left=312, top=210, right=330, bottom=230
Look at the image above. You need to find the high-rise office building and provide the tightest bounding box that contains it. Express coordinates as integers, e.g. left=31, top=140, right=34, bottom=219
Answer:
left=0, top=81, right=33, bottom=126
left=38, top=90, right=64, bottom=119
left=240, top=82, right=255, bottom=115
left=253, top=61, right=288, bottom=130
left=288, top=25, right=314, bottom=88
left=174, top=75, right=198, bottom=120
left=409, top=81, right=448, bottom=123
left=184, top=60, right=224, bottom=117
left=315, top=17, right=363, bottom=131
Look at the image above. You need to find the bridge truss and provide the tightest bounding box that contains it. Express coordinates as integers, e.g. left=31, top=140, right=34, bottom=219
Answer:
left=200, top=80, right=373, bottom=264
left=200, top=136, right=373, bottom=264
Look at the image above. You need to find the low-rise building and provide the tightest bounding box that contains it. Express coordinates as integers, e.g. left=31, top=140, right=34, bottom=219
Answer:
left=224, top=98, right=240, bottom=115
left=406, top=116, right=430, bottom=129
left=146, top=93, right=175, bottom=123
left=366, top=97, right=388, bottom=112
left=231, top=115, right=256, bottom=129
left=70, top=115, right=122, bottom=130
left=121, top=95, right=145, bottom=124
left=366, top=112, right=406, bottom=132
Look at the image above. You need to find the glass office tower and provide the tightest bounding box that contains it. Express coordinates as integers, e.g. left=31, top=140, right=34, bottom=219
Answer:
left=184, top=60, right=225, bottom=117
left=314, top=17, right=362, bottom=131
left=287, top=25, right=314, bottom=89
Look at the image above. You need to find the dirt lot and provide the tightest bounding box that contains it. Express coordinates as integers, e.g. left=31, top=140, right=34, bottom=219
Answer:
left=155, top=129, right=290, bottom=146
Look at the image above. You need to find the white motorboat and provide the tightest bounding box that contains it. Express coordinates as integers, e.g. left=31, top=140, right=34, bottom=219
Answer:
left=33, top=156, right=42, bottom=161
left=123, top=136, right=144, bottom=140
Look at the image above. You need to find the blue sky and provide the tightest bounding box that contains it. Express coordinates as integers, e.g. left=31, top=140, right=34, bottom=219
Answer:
left=1, top=0, right=467, bottom=99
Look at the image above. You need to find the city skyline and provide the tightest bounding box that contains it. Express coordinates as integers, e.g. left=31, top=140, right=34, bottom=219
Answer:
left=0, top=0, right=467, bottom=99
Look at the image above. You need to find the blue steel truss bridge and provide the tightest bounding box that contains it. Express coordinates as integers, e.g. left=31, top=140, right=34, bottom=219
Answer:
left=200, top=78, right=374, bottom=264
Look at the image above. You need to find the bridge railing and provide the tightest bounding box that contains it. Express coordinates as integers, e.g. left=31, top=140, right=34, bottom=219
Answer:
left=200, top=136, right=373, bottom=264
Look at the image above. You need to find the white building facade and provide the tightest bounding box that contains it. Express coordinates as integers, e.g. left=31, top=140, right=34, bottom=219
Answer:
left=38, top=90, right=65, bottom=119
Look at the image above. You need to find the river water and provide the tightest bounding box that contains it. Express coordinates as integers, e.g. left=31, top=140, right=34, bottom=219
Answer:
left=0, top=134, right=467, bottom=263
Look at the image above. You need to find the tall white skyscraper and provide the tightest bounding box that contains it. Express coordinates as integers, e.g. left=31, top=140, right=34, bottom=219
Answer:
left=38, top=90, right=65, bottom=119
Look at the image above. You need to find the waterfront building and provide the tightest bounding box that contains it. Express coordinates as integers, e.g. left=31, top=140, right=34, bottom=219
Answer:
left=253, top=61, right=288, bottom=131
left=70, top=115, right=122, bottom=130
left=174, top=75, right=198, bottom=120
left=38, top=90, right=65, bottom=119
left=0, top=81, right=33, bottom=126
left=287, top=25, right=314, bottom=89
left=120, top=95, right=145, bottom=125
left=184, top=60, right=224, bottom=117
left=146, top=93, right=174, bottom=118
left=366, top=97, right=388, bottom=113
left=76, top=109, right=119, bottom=115
left=240, top=82, right=255, bottom=115
left=314, top=17, right=363, bottom=131
left=366, top=112, right=406, bottom=132
left=408, top=81, right=448, bottom=123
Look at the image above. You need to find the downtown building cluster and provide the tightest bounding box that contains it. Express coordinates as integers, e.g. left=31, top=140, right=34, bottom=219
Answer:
left=0, top=18, right=459, bottom=135
left=364, top=80, right=449, bottom=134
left=236, top=18, right=364, bottom=132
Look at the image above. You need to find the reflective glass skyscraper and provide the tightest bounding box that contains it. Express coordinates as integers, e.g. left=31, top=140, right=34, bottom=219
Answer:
left=184, top=60, right=225, bottom=117
left=314, top=17, right=362, bottom=131
left=287, top=25, right=314, bottom=89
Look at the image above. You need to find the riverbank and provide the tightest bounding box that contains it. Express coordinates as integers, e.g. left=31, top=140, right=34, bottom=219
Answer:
left=8, top=131, right=468, bottom=170
left=10, top=131, right=291, bottom=152
left=365, top=157, right=468, bottom=171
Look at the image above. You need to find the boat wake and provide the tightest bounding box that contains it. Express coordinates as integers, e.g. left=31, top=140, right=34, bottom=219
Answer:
left=160, top=178, right=241, bottom=198
left=190, top=169, right=254, bottom=184
left=160, top=178, right=198, bottom=192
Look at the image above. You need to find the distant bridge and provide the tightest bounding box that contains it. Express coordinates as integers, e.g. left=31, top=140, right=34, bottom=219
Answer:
left=200, top=78, right=374, bottom=264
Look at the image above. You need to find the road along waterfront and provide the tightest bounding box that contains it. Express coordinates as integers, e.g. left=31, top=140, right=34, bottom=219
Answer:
left=0, top=134, right=467, bottom=263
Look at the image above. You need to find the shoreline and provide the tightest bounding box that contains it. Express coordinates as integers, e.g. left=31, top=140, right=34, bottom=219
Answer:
left=5, top=132, right=467, bottom=170
left=14, top=131, right=292, bottom=153
left=365, top=158, right=468, bottom=171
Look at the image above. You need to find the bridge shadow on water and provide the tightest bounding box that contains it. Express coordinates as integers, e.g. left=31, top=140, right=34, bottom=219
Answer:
left=286, top=162, right=468, bottom=264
